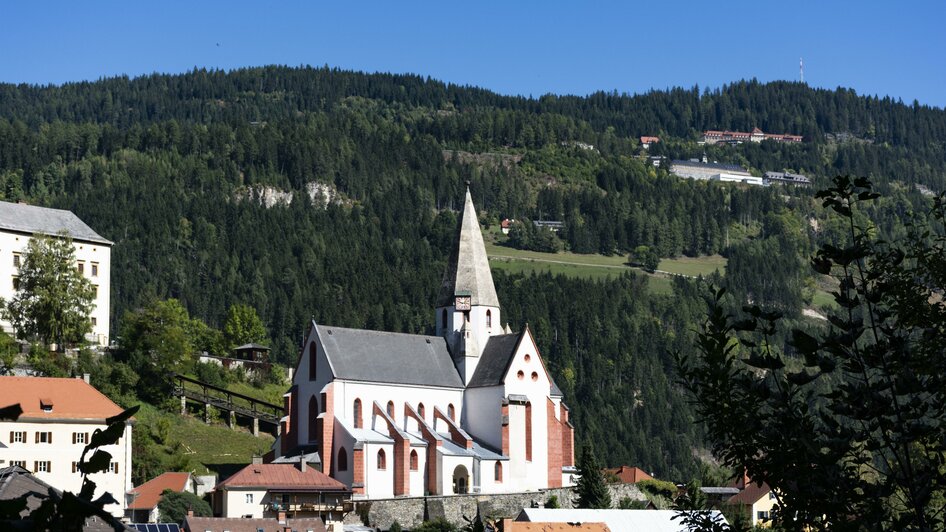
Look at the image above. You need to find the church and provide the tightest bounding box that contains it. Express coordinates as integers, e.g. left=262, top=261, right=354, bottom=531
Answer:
left=274, top=189, right=576, bottom=499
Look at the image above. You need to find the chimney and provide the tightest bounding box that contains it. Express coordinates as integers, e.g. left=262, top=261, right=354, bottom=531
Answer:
left=298, top=459, right=307, bottom=473
left=278, top=511, right=287, bottom=524
left=82, top=373, right=90, bottom=384
left=502, top=519, right=512, bottom=532
left=252, top=454, right=263, bottom=465
left=187, top=510, right=194, bottom=517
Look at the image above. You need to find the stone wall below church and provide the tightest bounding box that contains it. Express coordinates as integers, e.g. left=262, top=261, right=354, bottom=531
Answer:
left=344, top=484, right=647, bottom=530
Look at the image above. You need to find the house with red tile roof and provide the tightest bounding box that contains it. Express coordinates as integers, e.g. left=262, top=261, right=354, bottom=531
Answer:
left=0, top=376, right=132, bottom=518
left=126, top=471, right=197, bottom=523
left=639, top=136, right=660, bottom=149
left=213, top=461, right=350, bottom=527
left=603, top=465, right=652, bottom=484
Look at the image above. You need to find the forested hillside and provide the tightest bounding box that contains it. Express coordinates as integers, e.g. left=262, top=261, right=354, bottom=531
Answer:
left=0, top=66, right=943, bottom=479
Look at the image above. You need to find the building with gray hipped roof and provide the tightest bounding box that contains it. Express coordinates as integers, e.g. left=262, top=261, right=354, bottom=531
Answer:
left=275, top=188, right=576, bottom=500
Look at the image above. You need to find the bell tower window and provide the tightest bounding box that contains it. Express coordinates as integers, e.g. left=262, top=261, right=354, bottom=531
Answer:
left=486, top=309, right=492, bottom=328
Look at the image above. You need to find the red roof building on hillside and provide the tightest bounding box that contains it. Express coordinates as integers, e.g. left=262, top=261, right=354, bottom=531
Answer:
left=0, top=376, right=124, bottom=421
left=126, top=472, right=195, bottom=523
left=603, top=465, right=652, bottom=484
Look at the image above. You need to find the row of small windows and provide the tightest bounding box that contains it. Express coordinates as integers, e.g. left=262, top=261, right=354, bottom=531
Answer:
left=11, top=254, right=98, bottom=276
left=350, top=398, right=454, bottom=429
left=9, top=431, right=95, bottom=444
left=11, top=276, right=98, bottom=298
left=358, top=449, right=501, bottom=482
left=7, top=460, right=119, bottom=474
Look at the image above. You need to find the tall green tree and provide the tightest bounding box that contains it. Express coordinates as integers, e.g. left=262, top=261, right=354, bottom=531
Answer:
left=222, top=303, right=268, bottom=350
left=676, top=177, right=946, bottom=530
left=157, top=489, right=211, bottom=523
left=575, top=444, right=612, bottom=509
left=4, top=234, right=94, bottom=348
left=119, top=299, right=198, bottom=402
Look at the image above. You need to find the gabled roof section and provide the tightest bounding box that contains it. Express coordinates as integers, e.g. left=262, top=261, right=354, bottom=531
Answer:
left=0, top=201, right=112, bottom=245
left=126, top=472, right=191, bottom=510
left=467, top=330, right=566, bottom=397
left=437, top=188, right=500, bottom=308
left=316, top=325, right=463, bottom=389
left=0, top=376, right=124, bottom=421
left=727, top=481, right=771, bottom=505
left=215, top=463, right=347, bottom=491
left=466, top=333, right=522, bottom=388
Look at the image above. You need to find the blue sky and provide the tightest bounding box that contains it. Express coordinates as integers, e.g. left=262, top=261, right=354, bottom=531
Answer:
left=2, top=1, right=944, bottom=107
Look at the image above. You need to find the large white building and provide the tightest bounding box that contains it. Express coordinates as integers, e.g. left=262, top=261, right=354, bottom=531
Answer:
left=275, top=189, right=576, bottom=499
left=0, top=376, right=133, bottom=518
left=0, top=201, right=112, bottom=345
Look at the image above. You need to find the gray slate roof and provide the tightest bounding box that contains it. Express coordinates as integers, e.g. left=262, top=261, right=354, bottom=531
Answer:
left=317, top=324, right=464, bottom=389
left=467, top=333, right=521, bottom=388
left=437, top=188, right=500, bottom=308
left=671, top=160, right=747, bottom=173
left=0, top=202, right=112, bottom=245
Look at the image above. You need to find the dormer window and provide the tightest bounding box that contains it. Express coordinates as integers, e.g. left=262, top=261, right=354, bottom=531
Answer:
left=40, top=398, right=53, bottom=412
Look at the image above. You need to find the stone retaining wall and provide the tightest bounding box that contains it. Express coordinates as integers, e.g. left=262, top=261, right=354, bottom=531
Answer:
left=344, top=484, right=646, bottom=530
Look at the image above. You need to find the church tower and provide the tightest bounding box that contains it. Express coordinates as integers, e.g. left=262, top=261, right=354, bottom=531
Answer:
left=436, top=187, right=501, bottom=384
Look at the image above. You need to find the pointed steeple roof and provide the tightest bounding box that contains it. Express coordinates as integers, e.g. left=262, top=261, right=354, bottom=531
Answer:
left=437, top=187, right=500, bottom=308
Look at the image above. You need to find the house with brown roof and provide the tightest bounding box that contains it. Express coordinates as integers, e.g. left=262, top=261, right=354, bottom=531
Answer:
left=502, top=518, right=609, bottom=532
left=213, top=461, right=350, bottom=528
left=184, top=514, right=326, bottom=532
left=0, top=376, right=132, bottom=518
left=126, top=471, right=198, bottom=523
left=604, top=465, right=652, bottom=484
left=727, top=479, right=776, bottom=527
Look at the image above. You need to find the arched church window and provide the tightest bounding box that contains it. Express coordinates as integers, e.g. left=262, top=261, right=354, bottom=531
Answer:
left=442, top=309, right=448, bottom=329
left=448, top=403, right=456, bottom=421
left=418, top=403, right=425, bottom=420
left=377, top=449, right=386, bottom=470
left=410, top=449, right=419, bottom=471
left=387, top=400, right=395, bottom=418
left=353, top=399, right=362, bottom=429
left=309, top=342, right=317, bottom=380
left=495, top=462, right=503, bottom=482
left=486, top=309, right=492, bottom=328
left=320, top=392, right=327, bottom=413
left=308, top=395, right=320, bottom=442
left=525, top=401, right=533, bottom=462
left=337, top=448, right=348, bottom=472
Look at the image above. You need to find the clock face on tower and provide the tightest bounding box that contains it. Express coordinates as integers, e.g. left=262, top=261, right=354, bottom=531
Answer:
left=455, top=295, right=472, bottom=311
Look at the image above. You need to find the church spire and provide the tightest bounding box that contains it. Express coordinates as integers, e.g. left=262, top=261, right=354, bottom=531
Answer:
left=437, top=187, right=500, bottom=308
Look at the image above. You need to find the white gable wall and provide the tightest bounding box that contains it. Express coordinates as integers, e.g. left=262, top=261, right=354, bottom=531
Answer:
left=463, top=386, right=504, bottom=451
left=502, top=331, right=552, bottom=492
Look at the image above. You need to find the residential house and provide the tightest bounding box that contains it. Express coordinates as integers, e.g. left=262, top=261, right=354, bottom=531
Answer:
left=0, top=465, right=132, bottom=531
left=727, top=480, right=777, bottom=527
left=702, top=128, right=802, bottom=145
left=502, top=518, right=609, bottom=532
left=0, top=376, right=132, bottom=517
left=604, top=465, right=652, bottom=484
left=639, top=136, right=660, bottom=149
left=764, top=171, right=811, bottom=186
left=126, top=472, right=199, bottom=523
left=212, top=462, right=350, bottom=527
left=515, top=509, right=729, bottom=532
left=0, top=201, right=112, bottom=345
left=184, top=515, right=326, bottom=532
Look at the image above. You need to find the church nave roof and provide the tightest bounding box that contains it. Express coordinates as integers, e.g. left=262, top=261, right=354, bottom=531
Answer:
left=316, top=324, right=464, bottom=389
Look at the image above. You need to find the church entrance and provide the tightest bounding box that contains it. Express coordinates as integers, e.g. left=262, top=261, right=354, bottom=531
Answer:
left=452, top=465, right=469, bottom=494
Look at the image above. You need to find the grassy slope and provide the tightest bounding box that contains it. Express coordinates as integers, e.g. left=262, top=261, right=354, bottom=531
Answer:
left=484, top=233, right=726, bottom=295
left=136, top=403, right=275, bottom=478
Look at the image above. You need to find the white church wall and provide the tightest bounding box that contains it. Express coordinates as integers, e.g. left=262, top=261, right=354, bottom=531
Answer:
left=409, top=444, right=426, bottom=495
left=364, top=442, right=395, bottom=499
left=332, top=420, right=356, bottom=486
left=501, top=332, right=552, bottom=492
left=293, top=331, right=336, bottom=448
left=332, top=380, right=464, bottom=433
left=463, top=386, right=504, bottom=450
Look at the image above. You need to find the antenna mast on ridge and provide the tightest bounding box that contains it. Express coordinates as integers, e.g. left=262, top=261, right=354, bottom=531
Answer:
left=800, top=57, right=804, bottom=84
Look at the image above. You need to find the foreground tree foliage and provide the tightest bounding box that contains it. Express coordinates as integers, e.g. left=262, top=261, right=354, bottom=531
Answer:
left=4, top=234, right=94, bottom=347
left=676, top=176, right=946, bottom=531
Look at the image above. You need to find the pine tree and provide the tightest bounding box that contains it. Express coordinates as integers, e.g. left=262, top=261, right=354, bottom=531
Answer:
left=575, top=444, right=611, bottom=509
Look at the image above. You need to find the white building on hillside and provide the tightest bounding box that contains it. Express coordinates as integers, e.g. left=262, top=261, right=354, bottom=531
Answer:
left=275, top=188, right=576, bottom=499
left=0, top=376, right=133, bottom=518
left=0, top=201, right=112, bottom=345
